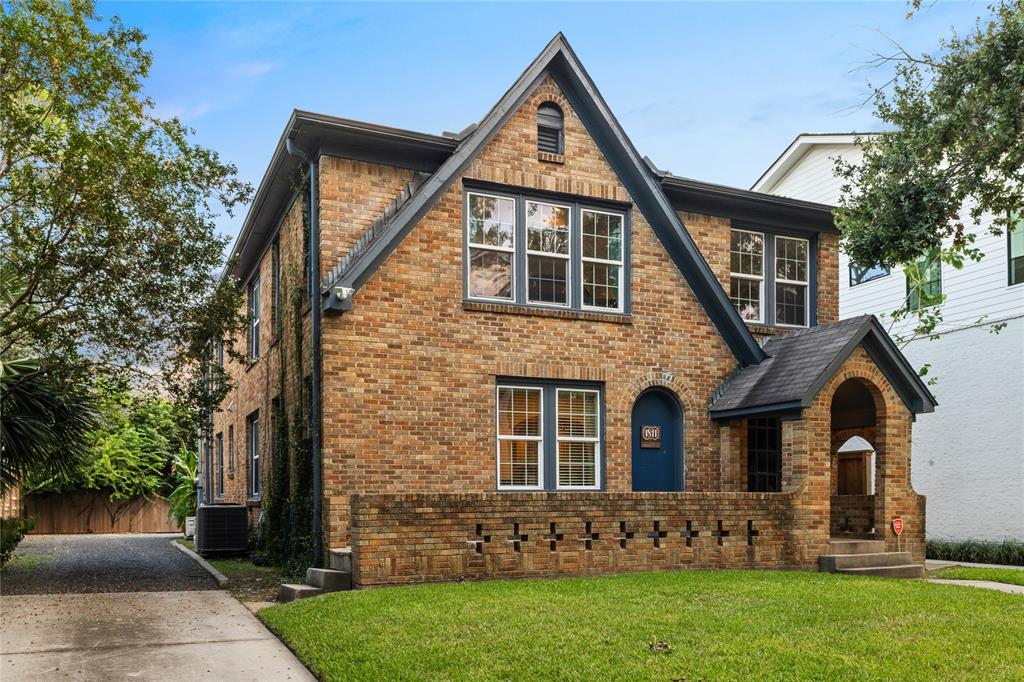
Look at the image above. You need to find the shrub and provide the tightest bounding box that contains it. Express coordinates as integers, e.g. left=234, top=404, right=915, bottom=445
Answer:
left=1, top=517, right=35, bottom=566
left=926, top=539, right=1024, bottom=566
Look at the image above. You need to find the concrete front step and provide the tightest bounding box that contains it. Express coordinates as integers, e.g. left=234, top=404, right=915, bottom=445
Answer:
left=836, top=564, right=926, bottom=579
left=306, top=567, right=352, bottom=592
left=277, top=583, right=323, bottom=603
left=828, top=539, right=886, bottom=555
left=820, top=551, right=913, bottom=572
left=329, top=547, right=352, bottom=572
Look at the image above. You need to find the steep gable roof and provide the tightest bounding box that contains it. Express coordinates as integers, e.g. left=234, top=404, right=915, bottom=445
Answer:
left=751, top=132, right=877, bottom=194
left=320, top=33, right=767, bottom=367
left=709, top=315, right=938, bottom=419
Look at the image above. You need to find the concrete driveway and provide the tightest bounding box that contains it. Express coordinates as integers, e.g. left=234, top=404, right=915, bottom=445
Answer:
left=1, top=534, right=314, bottom=681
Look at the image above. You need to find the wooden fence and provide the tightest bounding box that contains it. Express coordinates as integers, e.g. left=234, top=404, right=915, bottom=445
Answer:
left=21, top=491, right=179, bottom=534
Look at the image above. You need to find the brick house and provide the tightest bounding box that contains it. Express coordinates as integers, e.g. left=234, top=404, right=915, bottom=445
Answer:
left=203, top=34, right=936, bottom=587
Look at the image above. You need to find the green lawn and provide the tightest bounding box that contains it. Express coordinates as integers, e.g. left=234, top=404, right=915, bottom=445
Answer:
left=175, top=538, right=284, bottom=601
left=933, top=566, right=1024, bottom=587
left=259, top=570, right=1024, bottom=681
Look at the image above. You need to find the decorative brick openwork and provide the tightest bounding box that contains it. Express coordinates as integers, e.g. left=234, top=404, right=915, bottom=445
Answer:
left=350, top=492, right=805, bottom=586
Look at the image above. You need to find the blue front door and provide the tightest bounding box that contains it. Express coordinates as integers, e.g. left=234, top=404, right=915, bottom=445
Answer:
left=631, top=389, right=683, bottom=491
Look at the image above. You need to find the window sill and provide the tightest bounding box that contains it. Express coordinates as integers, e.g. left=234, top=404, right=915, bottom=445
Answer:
left=246, top=498, right=262, bottom=508
left=463, top=300, right=631, bottom=324
left=746, top=323, right=809, bottom=337
left=537, top=151, right=564, bottom=164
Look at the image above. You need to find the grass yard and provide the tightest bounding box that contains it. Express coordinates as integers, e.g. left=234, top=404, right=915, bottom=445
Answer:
left=260, top=570, right=1024, bottom=681
left=932, top=566, right=1024, bottom=587
left=175, top=539, right=285, bottom=602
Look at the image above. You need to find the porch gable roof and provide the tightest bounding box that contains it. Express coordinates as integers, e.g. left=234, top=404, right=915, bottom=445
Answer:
left=709, top=315, right=938, bottom=420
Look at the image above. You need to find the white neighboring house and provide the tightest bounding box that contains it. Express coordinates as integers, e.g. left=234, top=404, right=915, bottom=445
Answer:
left=753, top=132, right=1024, bottom=542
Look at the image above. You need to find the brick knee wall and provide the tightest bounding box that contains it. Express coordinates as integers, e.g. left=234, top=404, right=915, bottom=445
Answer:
left=831, top=495, right=876, bottom=534
left=350, top=492, right=822, bottom=586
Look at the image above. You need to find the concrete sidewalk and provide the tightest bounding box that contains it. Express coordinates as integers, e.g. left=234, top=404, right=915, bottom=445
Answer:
left=1, top=590, right=315, bottom=681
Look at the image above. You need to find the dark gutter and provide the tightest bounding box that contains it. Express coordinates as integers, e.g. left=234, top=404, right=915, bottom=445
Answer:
left=658, top=172, right=839, bottom=234
left=285, top=138, right=323, bottom=567
left=709, top=400, right=805, bottom=421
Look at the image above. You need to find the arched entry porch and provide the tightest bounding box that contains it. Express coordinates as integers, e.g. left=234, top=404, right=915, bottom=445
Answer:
left=830, top=378, right=882, bottom=537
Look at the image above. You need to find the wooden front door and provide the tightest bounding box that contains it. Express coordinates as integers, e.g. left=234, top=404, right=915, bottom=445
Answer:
left=837, top=452, right=870, bottom=495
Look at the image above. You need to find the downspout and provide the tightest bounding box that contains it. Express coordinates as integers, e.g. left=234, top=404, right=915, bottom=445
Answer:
left=286, top=137, right=323, bottom=566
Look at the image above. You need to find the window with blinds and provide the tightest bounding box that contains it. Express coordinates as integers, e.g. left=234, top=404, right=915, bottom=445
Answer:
left=496, top=382, right=602, bottom=491
left=537, top=102, right=564, bottom=155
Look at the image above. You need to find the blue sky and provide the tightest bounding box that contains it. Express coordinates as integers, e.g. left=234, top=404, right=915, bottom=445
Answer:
left=97, top=1, right=992, bottom=243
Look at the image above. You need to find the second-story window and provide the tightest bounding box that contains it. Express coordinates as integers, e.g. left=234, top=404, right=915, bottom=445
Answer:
left=248, top=275, right=261, bottom=360
left=1009, top=213, right=1023, bottom=286
left=729, top=229, right=812, bottom=327
left=527, top=201, right=570, bottom=306
left=906, top=247, right=942, bottom=310
left=467, top=193, right=515, bottom=301
left=272, top=239, right=281, bottom=337
left=775, top=236, right=809, bottom=327
left=465, top=189, right=628, bottom=314
left=537, top=102, right=564, bottom=155
left=729, top=229, right=764, bottom=323
left=849, top=262, right=890, bottom=287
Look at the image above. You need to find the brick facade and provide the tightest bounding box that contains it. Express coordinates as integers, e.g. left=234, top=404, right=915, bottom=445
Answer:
left=210, top=70, right=925, bottom=583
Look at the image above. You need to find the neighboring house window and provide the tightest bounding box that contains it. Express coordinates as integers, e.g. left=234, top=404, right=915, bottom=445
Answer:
left=272, top=238, right=281, bottom=337
left=537, top=102, right=564, bottom=155
left=729, top=229, right=764, bottom=323
left=467, top=192, right=516, bottom=301
left=215, top=339, right=224, bottom=368
left=775, top=236, right=809, bottom=327
left=526, top=201, right=571, bottom=306
left=1009, top=213, right=1024, bottom=286
left=906, top=247, right=942, bottom=311
left=496, top=381, right=603, bottom=491
left=465, top=189, right=628, bottom=314
left=248, top=275, right=261, bottom=360
left=215, top=432, right=224, bottom=498
left=747, top=417, right=781, bottom=493
left=849, top=262, right=890, bottom=287
left=227, top=425, right=235, bottom=479
left=581, top=209, right=624, bottom=311
left=247, top=411, right=260, bottom=498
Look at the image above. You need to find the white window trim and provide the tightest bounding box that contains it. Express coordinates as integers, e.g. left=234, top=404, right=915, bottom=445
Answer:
left=555, top=388, right=601, bottom=490
left=466, top=192, right=516, bottom=303
left=580, top=208, right=625, bottom=313
left=773, top=235, right=809, bottom=328
left=495, top=385, right=544, bottom=491
left=729, top=228, right=766, bottom=325
left=526, top=200, right=572, bottom=308
left=248, top=417, right=261, bottom=498
left=248, top=276, right=261, bottom=359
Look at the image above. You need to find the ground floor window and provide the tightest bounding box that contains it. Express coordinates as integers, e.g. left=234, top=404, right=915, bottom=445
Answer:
left=496, top=380, right=602, bottom=491
left=247, top=410, right=260, bottom=499
left=747, top=417, right=781, bottom=492
left=215, top=432, right=224, bottom=498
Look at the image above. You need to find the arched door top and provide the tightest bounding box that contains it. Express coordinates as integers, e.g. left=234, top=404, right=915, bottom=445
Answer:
left=630, top=387, right=684, bottom=492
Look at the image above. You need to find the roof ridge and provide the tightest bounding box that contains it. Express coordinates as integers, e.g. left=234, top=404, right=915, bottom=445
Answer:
left=321, top=171, right=432, bottom=289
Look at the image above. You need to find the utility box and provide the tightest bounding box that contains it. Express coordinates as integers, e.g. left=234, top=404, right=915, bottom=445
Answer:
left=195, top=504, right=248, bottom=556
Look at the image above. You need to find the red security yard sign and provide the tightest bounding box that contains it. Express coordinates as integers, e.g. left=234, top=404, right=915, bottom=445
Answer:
left=892, top=518, right=904, bottom=536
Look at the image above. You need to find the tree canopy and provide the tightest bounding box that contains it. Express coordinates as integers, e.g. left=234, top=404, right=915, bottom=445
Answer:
left=0, top=0, right=250, bottom=400
left=835, top=0, right=1023, bottom=330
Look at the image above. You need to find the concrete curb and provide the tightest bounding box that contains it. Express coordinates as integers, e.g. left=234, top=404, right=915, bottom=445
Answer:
left=172, top=539, right=228, bottom=586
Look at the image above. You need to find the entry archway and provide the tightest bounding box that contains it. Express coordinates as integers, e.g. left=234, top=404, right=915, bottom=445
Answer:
left=830, top=378, right=883, bottom=536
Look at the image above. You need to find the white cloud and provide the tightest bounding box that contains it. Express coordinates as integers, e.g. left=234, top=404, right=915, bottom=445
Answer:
left=226, top=61, right=278, bottom=78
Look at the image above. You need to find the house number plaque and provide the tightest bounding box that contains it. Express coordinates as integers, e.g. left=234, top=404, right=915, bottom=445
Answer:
left=640, top=425, right=662, bottom=449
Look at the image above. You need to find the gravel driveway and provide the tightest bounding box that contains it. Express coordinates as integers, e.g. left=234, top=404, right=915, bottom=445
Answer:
left=1, top=533, right=217, bottom=594
left=1, top=533, right=314, bottom=681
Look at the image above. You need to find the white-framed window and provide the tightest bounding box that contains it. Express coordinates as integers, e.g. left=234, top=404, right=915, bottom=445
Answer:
left=774, top=235, right=809, bottom=327
left=526, top=200, right=571, bottom=306
left=248, top=275, right=261, bottom=360
left=581, top=209, right=624, bottom=311
left=496, top=386, right=543, bottom=490
left=247, top=411, right=260, bottom=498
left=466, top=192, right=516, bottom=301
left=729, top=229, right=765, bottom=323
left=556, top=389, right=600, bottom=489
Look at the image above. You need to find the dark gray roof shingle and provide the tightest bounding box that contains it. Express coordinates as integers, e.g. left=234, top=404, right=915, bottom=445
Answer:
left=710, top=315, right=937, bottom=418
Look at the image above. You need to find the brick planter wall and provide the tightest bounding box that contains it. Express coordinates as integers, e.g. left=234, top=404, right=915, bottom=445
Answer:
left=350, top=492, right=815, bottom=586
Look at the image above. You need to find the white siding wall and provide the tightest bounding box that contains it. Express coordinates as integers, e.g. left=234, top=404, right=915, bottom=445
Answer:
left=761, top=141, right=1024, bottom=541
